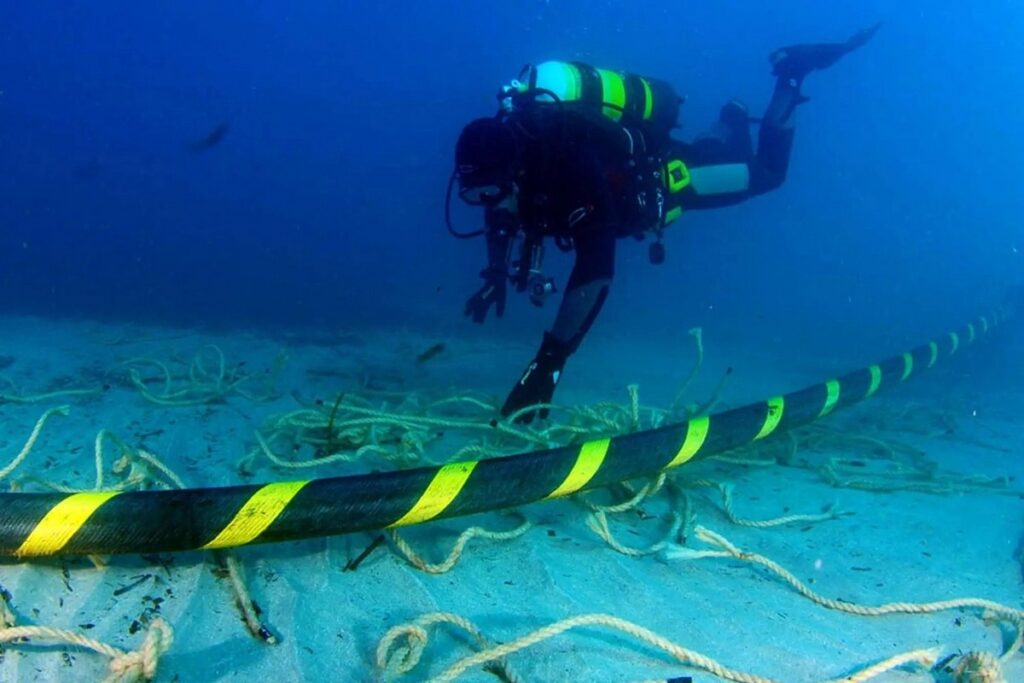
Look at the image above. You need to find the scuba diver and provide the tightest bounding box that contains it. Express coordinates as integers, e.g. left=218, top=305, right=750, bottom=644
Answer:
left=450, top=24, right=881, bottom=424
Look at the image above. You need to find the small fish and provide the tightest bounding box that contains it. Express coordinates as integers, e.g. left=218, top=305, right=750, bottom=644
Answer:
left=187, top=122, right=229, bottom=152
left=415, top=343, right=445, bottom=365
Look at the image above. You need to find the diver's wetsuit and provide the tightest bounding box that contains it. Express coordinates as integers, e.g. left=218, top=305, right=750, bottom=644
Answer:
left=460, top=24, right=880, bottom=422
left=480, top=77, right=804, bottom=421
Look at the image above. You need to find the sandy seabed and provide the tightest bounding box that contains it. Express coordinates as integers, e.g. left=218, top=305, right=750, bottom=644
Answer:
left=0, top=313, right=1021, bottom=682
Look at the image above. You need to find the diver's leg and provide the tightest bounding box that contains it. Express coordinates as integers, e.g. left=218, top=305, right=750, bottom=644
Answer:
left=770, top=23, right=881, bottom=81
left=753, top=23, right=881, bottom=194
left=690, top=99, right=754, bottom=165
left=751, top=76, right=802, bottom=193
left=501, top=229, right=615, bottom=423
left=549, top=234, right=614, bottom=351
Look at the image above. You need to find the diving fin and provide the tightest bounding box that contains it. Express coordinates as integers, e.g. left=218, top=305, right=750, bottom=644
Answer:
left=770, top=22, right=881, bottom=82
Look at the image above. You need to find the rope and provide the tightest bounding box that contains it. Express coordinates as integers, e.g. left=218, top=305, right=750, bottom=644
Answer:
left=426, top=396, right=498, bottom=412
left=579, top=473, right=666, bottom=514
left=628, top=384, right=640, bottom=431
left=824, top=648, right=940, bottom=683
left=997, top=610, right=1024, bottom=663
left=586, top=507, right=683, bottom=558
left=715, top=483, right=842, bottom=528
left=123, top=346, right=279, bottom=407
left=135, top=450, right=187, bottom=489
left=103, top=619, right=174, bottom=683
left=0, top=405, right=70, bottom=482
left=669, top=327, right=704, bottom=415
left=685, top=525, right=1024, bottom=622
left=221, top=552, right=276, bottom=644
left=375, top=612, right=773, bottom=683
left=375, top=612, right=520, bottom=682
left=253, top=430, right=359, bottom=469
left=0, top=387, right=102, bottom=404
left=707, top=454, right=777, bottom=467
left=0, top=615, right=172, bottom=682
left=951, top=650, right=1005, bottom=682
left=388, top=517, right=532, bottom=574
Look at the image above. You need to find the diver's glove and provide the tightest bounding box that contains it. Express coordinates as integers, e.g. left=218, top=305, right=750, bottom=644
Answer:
left=464, top=266, right=507, bottom=324
left=770, top=22, right=881, bottom=82
left=501, top=332, right=570, bottom=424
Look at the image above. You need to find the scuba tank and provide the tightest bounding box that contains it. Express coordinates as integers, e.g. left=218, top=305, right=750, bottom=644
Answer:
left=499, top=61, right=683, bottom=136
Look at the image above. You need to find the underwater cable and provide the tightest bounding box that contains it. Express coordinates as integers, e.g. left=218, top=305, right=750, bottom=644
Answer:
left=0, top=310, right=1008, bottom=558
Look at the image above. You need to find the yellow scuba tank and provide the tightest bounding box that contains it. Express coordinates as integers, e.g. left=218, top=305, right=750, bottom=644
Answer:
left=499, top=61, right=682, bottom=133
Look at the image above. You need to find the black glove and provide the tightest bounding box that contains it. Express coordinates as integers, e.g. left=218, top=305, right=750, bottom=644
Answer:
left=501, top=333, right=570, bottom=424
left=464, top=266, right=507, bottom=324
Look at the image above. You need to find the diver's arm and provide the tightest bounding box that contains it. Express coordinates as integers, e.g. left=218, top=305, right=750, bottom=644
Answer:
left=464, top=206, right=515, bottom=323
left=483, top=204, right=515, bottom=276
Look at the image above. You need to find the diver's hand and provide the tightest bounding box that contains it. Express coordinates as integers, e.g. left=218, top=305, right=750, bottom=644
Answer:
left=464, top=267, right=507, bottom=324
left=500, top=333, right=569, bottom=424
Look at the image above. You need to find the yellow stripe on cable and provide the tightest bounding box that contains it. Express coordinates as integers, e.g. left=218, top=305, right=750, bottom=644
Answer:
left=900, top=352, right=914, bottom=382
left=927, top=342, right=939, bottom=368
left=546, top=438, right=610, bottom=499
left=203, top=480, right=310, bottom=549
left=16, top=491, right=121, bottom=557
left=866, top=365, right=883, bottom=398
left=819, top=380, right=841, bottom=417
left=967, top=323, right=976, bottom=343
left=754, top=397, right=785, bottom=440
left=390, top=462, right=476, bottom=527
left=949, top=331, right=960, bottom=355
left=667, top=416, right=709, bottom=468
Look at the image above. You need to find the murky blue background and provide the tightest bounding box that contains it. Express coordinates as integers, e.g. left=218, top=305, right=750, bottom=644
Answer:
left=1, top=1, right=1020, bottom=358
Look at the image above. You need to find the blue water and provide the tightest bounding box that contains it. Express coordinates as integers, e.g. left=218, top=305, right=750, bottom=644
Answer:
left=1, top=1, right=1021, bottom=353
left=2, top=6, right=1023, bottom=680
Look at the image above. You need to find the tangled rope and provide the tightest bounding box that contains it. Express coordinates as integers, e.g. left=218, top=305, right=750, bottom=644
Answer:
left=122, top=345, right=283, bottom=407
left=375, top=611, right=771, bottom=683
left=374, top=610, right=944, bottom=683
left=665, top=525, right=1022, bottom=678
left=676, top=526, right=1024, bottom=624
left=388, top=516, right=532, bottom=574
left=714, top=483, right=843, bottom=528
left=0, top=588, right=173, bottom=683
left=0, top=405, right=69, bottom=483
left=0, top=375, right=102, bottom=404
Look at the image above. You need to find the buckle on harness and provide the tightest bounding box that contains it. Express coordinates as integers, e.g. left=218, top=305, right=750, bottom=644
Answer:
left=664, top=159, right=691, bottom=194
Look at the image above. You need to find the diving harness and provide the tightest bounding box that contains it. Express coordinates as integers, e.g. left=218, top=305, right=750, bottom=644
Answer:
left=447, top=61, right=692, bottom=306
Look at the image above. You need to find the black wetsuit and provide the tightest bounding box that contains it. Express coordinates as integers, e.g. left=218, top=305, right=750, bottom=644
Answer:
left=465, top=24, right=880, bottom=422
left=486, top=77, right=802, bottom=358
